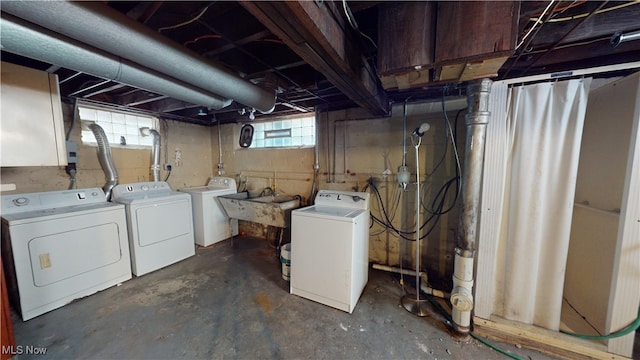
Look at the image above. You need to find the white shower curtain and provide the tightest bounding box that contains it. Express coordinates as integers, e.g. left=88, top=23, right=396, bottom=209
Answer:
left=495, top=78, right=591, bottom=330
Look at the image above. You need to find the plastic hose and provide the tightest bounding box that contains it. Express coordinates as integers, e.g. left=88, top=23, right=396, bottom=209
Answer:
left=470, top=332, right=527, bottom=360
left=424, top=295, right=526, bottom=360
left=561, top=307, right=640, bottom=340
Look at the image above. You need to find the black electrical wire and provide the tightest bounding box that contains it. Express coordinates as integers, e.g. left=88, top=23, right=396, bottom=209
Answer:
left=369, top=181, right=427, bottom=241
left=367, top=178, right=443, bottom=242
left=367, top=95, right=468, bottom=243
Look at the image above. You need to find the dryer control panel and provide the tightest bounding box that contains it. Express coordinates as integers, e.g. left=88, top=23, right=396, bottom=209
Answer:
left=1, top=188, right=106, bottom=214
left=206, top=177, right=236, bottom=190
left=111, top=181, right=173, bottom=201
left=314, top=190, right=369, bottom=210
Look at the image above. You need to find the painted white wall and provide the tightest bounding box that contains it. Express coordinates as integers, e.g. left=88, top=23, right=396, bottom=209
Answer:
left=564, top=74, right=638, bottom=334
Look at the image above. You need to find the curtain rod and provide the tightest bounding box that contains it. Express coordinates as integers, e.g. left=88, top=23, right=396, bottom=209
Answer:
left=498, top=61, right=640, bottom=86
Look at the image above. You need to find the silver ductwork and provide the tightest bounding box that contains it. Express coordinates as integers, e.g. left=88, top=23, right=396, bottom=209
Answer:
left=89, top=124, right=118, bottom=201
left=150, top=129, right=162, bottom=182
left=0, top=13, right=231, bottom=110
left=450, top=78, right=492, bottom=334
left=2, top=1, right=276, bottom=113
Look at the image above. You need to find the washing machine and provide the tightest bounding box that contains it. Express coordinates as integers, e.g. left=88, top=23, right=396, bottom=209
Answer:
left=290, top=190, right=370, bottom=313
left=1, top=188, right=132, bottom=321
left=180, top=177, right=239, bottom=247
left=111, top=181, right=195, bottom=276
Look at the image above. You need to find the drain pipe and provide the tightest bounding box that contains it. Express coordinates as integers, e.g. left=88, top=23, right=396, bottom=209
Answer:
left=2, top=1, right=276, bottom=113
left=310, top=110, right=321, bottom=204
left=89, top=123, right=118, bottom=201
left=0, top=13, right=231, bottom=111
left=216, top=116, right=225, bottom=175
left=150, top=129, right=161, bottom=182
left=450, top=79, right=492, bottom=334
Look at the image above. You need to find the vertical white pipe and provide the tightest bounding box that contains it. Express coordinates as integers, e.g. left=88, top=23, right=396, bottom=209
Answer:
left=150, top=130, right=161, bottom=182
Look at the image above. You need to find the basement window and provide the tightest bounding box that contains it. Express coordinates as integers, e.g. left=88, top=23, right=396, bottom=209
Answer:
left=250, top=114, right=315, bottom=149
left=78, top=104, right=159, bottom=148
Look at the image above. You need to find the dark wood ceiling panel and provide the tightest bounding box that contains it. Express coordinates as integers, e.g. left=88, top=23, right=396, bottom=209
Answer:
left=241, top=0, right=389, bottom=116
left=521, top=3, right=640, bottom=47
left=435, top=1, right=520, bottom=64
left=3, top=1, right=638, bottom=125
left=377, top=2, right=436, bottom=75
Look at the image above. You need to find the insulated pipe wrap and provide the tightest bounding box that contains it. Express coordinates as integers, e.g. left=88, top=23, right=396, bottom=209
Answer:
left=89, top=123, right=118, bottom=200
left=0, top=14, right=231, bottom=110
left=2, top=1, right=276, bottom=113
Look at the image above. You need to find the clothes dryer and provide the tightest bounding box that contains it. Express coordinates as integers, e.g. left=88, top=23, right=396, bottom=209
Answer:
left=111, top=181, right=195, bottom=276
left=180, top=177, right=238, bottom=247
left=1, top=188, right=131, bottom=320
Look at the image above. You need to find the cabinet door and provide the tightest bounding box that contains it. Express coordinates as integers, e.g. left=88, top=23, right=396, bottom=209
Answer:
left=1, top=256, right=16, bottom=360
left=1, top=61, right=66, bottom=166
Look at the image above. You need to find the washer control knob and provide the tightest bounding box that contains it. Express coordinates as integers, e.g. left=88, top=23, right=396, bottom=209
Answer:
left=141, top=185, right=149, bottom=191
left=13, top=197, right=29, bottom=206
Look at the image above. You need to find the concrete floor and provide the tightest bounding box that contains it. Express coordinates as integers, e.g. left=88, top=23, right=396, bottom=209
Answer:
left=11, top=236, right=564, bottom=359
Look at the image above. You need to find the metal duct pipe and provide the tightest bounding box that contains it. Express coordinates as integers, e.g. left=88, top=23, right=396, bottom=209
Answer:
left=216, top=117, right=225, bottom=175
left=2, top=1, right=276, bottom=113
left=89, top=124, right=118, bottom=201
left=0, top=13, right=231, bottom=110
left=450, top=78, right=492, bottom=334
left=150, top=130, right=161, bottom=182
left=611, top=30, right=640, bottom=48
left=310, top=110, right=321, bottom=204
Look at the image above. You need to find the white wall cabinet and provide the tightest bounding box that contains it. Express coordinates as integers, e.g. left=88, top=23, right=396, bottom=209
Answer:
left=1, top=62, right=66, bottom=167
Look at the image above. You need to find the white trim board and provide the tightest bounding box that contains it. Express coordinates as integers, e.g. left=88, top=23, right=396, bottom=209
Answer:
left=500, top=61, right=640, bottom=85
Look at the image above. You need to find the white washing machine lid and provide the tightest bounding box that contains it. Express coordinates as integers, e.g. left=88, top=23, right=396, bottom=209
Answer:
left=293, top=205, right=367, bottom=222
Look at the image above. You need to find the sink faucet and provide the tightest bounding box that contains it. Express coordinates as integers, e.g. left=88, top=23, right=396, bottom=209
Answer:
left=260, top=187, right=276, bottom=197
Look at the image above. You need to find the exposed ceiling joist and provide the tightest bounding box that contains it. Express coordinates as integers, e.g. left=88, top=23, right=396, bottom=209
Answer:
left=241, top=0, right=389, bottom=116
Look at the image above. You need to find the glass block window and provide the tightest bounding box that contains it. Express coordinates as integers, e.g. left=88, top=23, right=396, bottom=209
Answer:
left=251, top=115, right=315, bottom=148
left=78, top=104, right=159, bottom=148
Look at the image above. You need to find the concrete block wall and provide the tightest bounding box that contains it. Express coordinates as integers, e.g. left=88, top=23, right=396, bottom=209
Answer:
left=213, top=99, right=467, bottom=289
left=1, top=102, right=214, bottom=194
left=2, top=98, right=466, bottom=290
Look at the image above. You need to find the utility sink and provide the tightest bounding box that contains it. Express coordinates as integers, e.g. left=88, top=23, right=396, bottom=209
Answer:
left=217, top=192, right=301, bottom=228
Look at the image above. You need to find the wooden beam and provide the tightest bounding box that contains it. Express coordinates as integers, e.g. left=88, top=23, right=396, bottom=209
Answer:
left=202, top=29, right=272, bottom=58
left=502, top=39, right=640, bottom=76
left=377, top=2, right=435, bottom=75
left=435, top=1, right=519, bottom=64
left=524, top=4, right=640, bottom=47
left=241, top=1, right=389, bottom=116
left=473, top=316, right=630, bottom=360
